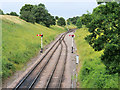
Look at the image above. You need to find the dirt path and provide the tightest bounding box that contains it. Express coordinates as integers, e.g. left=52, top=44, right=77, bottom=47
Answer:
left=2, top=31, right=77, bottom=89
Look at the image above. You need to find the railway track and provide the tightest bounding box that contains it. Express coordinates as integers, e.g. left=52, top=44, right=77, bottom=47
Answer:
left=14, top=32, right=68, bottom=89
left=45, top=39, right=68, bottom=89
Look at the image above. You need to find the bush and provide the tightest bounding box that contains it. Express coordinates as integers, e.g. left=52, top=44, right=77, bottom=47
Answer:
left=9, top=12, right=19, bottom=16
left=79, top=58, right=118, bottom=88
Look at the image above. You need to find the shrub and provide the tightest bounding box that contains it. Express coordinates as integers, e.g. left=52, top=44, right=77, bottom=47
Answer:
left=9, top=12, right=19, bottom=16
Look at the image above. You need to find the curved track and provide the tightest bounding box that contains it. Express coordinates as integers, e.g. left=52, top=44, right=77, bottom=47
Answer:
left=45, top=39, right=68, bottom=89
left=14, top=32, right=69, bottom=89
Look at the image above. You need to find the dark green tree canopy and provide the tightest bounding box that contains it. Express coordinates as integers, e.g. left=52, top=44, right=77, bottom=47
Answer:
left=20, top=4, right=35, bottom=23
left=20, top=4, right=34, bottom=14
left=84, top=2, right=120, bottom=73
left=20, top=3, right=55, bottom=27
left=80, top=13, right=92, bottom=26
left=96, top=0, right=120, bottom=4
left=9, top=12, right=19, bottom=16
left=38, top=3, right=45, bottom=8
left=31, top=4, right=48, bottom=24
left=67, top=16, right=80, bottom=25
left=57, top=17, right=66, bottom=26
left=55, top=16, right=59, bottom=20
left=76, top=18, right=82, bottom=28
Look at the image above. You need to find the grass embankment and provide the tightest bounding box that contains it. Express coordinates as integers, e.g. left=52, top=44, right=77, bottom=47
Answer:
left=65, top=24, right=77, bottom=29
left=75, top=28, right=118, bottom=88
left=1, top=15, right=66, bottom=79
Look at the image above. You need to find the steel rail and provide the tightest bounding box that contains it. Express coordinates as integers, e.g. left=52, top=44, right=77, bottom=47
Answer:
left=28, top=35, right=65, bottom=89
left=45, top=34, right=68, bottom=89
left=58, top=39, right=68, bottom=88
left=44, top=37, right=64, bottom=89
left=14, top=34, right=65, bottom=90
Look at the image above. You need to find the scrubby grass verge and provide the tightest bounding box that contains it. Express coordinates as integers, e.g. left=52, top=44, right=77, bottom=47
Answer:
left=75, top=28, right=118, bottom=88
left=1, top=15, right=66, bottom=80
left=65, top=24, right=77, bottom=29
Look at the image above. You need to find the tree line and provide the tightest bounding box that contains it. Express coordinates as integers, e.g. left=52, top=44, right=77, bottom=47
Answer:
left=0, top=3, right=66, bottom=27
left=0, top=9, right=19, bottom=16
left=76, top=2, right=120, bottom=74
left=67, top=16, right=80, bottom=25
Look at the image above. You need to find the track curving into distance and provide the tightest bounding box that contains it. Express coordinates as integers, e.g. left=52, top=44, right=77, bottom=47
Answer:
left=14, top=31, right=69, bottom=90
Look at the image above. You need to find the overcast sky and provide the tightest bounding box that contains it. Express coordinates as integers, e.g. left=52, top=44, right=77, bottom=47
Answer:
left=0, top=0, right=98, bottom=19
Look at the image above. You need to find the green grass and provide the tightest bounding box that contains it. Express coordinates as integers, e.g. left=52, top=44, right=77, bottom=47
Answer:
left=75, top=28, right=118, bottom=88
left=1, top=15, right=66, bottom=80
left=65, top=24, right=77, bottom=29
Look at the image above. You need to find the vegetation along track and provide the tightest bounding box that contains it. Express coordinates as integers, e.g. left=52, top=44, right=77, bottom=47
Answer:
left=14, top=31, right=69, bottom=89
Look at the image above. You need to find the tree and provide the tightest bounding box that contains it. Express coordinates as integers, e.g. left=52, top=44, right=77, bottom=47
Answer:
left=20, top=4, right=34, bottom=13
left=32, top=4, right=48, bottom=24
left=85, top=2, right=120, bottom=73
left=96, top=0, right=120, bottom=4
left=20, top=3, right=56, bottom=27
left=78, top=12, right=92, bottom=26
left=55, top=16, right=59, bottom=20
left=9, top=12, right=19, bottom=16
left=31, top=4, right=55, bottom=27
left=42, top=13, right=56, bottom=27
left=57, top=17, right=66, bottom=26
left=76, top=18, right=82, bottom=28
left=20, top=4, right=35, bottom=24
left=67, top=19, right=70, bottom=25
left=0, top=9, right=4, bottom=15
left=50, top=16, right=56, bottom=25
left=67, top=16, right=80, bottom=25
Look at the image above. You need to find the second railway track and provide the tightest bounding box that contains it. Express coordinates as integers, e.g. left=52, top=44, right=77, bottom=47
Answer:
left=45, top=39, right=68, bottom=89
left=14, top=32, right=69, bottom=89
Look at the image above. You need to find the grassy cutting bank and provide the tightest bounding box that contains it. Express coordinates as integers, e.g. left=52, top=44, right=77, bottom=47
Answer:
left=1, top=15, right=66, bottom=80
left=65, top=24, right=77, bottom=30
left=75, top=28, right=118, bottom=88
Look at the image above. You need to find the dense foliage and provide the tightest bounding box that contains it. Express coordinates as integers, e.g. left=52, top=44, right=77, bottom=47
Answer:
left=57, top=17, right=66, bottom=26
left=20, top=3, right=56, bottom=27
left=75, top=28, right=118, bottom=88
left=55, top=16, right=59, bottom=20
left=9, top=12, right=19, bottom=16
left=80, top=13, right=92, bottom=26
left=76, top=18, right=82, bottom=28
left=20, top=4, right=35, bottom=24
left=78, top=2, right=120, bottom=74
left=0, top=9, right=4, bottom=15
left=67, top=16, right=80, bottom=25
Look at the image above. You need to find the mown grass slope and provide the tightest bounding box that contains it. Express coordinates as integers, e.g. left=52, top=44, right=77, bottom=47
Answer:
left=75, top=28, right=118, bottom=88
left=1, top=15, right=66, bottom=79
